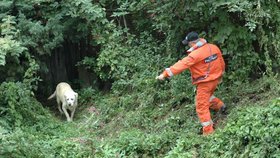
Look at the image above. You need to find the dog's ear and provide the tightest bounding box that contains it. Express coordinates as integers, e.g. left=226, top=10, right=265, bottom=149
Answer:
left=64, top=94, right=68, bottom=102
left=75, top=92, right=78, bottom=98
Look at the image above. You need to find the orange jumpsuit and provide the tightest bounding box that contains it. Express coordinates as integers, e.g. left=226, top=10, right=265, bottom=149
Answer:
left=161, top=40, right=225, bottom=135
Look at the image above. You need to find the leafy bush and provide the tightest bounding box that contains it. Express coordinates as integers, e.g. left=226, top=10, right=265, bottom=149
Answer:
left=77, top=87, right=97, bottom=105
left=0, top=82, right=50, bottom=129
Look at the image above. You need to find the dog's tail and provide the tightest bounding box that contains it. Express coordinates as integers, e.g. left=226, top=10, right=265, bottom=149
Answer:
left=47, top=91, right=56, bottom=100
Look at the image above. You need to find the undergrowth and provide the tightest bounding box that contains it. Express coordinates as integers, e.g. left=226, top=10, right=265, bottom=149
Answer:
left=1, top=76, right=280, bottom=157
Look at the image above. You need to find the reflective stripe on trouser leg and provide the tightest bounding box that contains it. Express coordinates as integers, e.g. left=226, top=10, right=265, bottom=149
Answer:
left=165, top=68, right=174, bottom=77
left=201, top=120, right=213, bottom=127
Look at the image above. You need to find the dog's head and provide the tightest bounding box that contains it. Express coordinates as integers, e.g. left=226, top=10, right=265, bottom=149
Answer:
left=64, top=91, right=78, bottom=106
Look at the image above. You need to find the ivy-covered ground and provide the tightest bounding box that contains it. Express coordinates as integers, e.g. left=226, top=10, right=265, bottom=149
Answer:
left=0, top=76, right=279, bottom=158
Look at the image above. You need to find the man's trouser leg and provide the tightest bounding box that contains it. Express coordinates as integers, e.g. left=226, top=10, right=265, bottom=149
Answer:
left=196, top=79, right=221, bottom=135
left=209, top=96, right=224, bottom=111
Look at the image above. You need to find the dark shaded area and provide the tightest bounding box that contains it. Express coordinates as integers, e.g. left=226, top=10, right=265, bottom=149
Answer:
left=35, top=39, right=111, bottom=106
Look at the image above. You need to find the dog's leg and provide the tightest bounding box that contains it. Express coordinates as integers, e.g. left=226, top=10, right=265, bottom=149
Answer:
left=57, top=99, right=63, bottom=114
left=70, top=108, right=76, bottom=121
left=62, top=104, right=71, bottom=122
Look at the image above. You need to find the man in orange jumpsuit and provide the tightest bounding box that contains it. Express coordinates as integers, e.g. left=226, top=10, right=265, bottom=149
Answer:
left=156, top=32, right=226, bottom=135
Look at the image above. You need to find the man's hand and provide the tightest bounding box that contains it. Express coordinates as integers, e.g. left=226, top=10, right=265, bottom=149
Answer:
left=155, top=74, right=165, bottom=80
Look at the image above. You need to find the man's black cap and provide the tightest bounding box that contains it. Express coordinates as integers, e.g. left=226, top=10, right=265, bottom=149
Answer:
left=182, top=31, right=199, bottom=45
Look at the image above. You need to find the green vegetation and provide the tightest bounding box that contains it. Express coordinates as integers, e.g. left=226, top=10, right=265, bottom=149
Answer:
left=0, top=0, right=280, bottom=157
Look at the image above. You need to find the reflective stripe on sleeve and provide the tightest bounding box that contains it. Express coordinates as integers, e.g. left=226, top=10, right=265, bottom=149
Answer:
left=165, top=68, right=174, bottom=77
left=201, top=120, right=213, bottom=127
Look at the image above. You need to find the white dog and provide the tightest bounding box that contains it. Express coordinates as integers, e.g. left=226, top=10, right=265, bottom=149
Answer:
left=48, top=82, right=78, bottom=122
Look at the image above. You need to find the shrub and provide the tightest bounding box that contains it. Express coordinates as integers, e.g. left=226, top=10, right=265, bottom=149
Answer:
left=0, top=82, right=50, bottom=129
